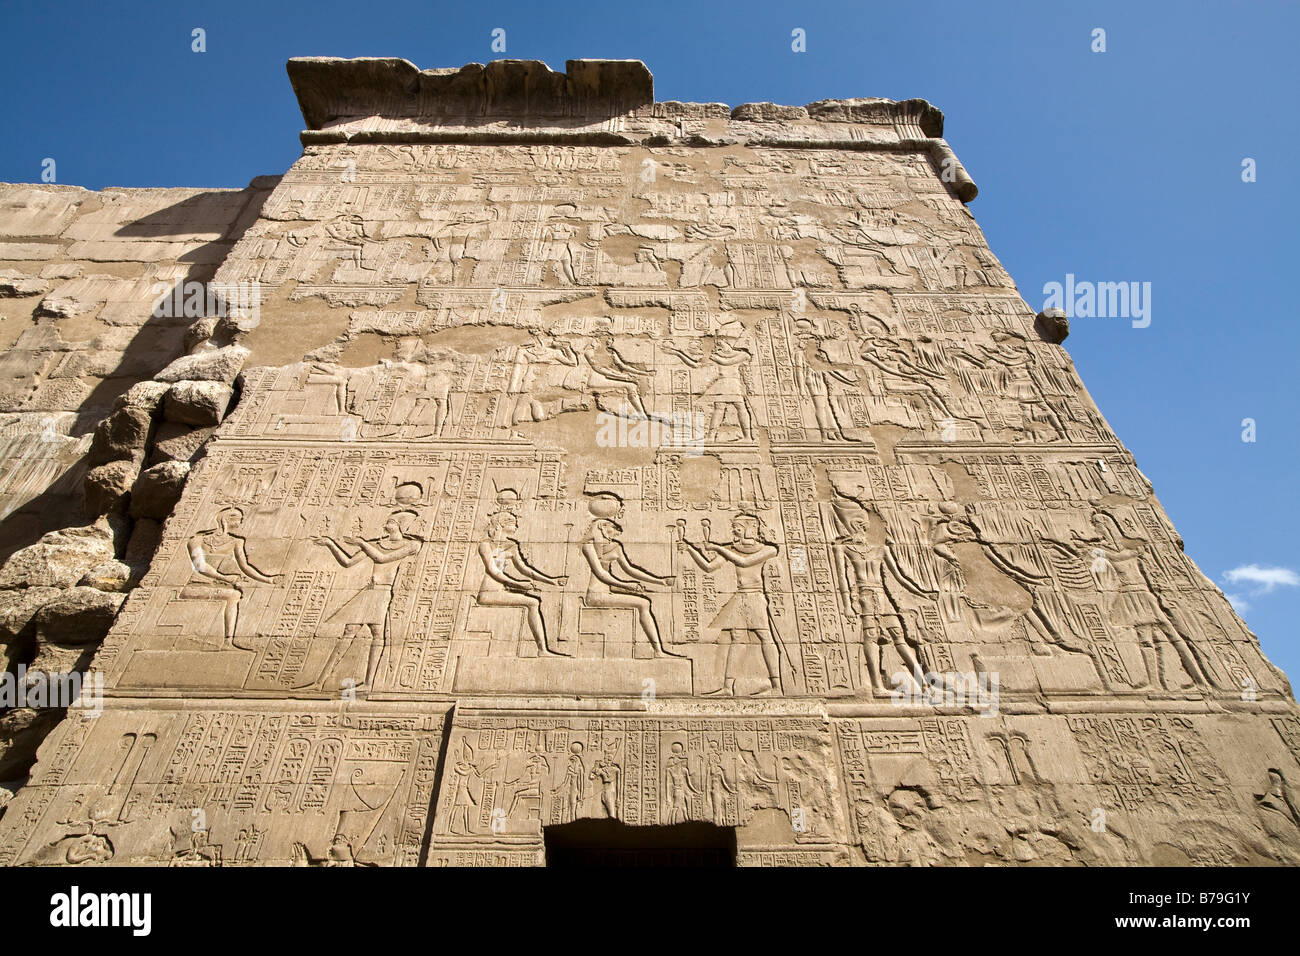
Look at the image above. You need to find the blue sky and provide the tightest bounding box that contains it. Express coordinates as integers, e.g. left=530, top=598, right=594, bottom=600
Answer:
left=2, top=0, right=1296, bottom=685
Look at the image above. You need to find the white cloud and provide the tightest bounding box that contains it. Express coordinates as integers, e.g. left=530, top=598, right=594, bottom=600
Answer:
left=1222, top=564, right=1300, bottom=595
left=1223, top=593, right=1252, bottom=615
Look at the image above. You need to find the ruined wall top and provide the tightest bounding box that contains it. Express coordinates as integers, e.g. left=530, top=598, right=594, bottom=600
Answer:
left=288, top=58, right=658, bottom=128
left=286, top=59, right=962, bottom=195
left=1, top=47, right=1296, bottom=871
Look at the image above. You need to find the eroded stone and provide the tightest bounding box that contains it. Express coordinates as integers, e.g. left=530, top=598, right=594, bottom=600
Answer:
left=128, top=460, right=191, bottom=519
left=163, top=380, right=233, bottom=426
left=154, top=345, right=250, bottom=385
left=32, top=586, right=125, bottom=646
left=83, top=458, right=141, bottom=516
left=0, top=57, right=1293, bottom=870
left=0, top=523, right=116, bottom=590
left=149, top=422, right=216, bottom=464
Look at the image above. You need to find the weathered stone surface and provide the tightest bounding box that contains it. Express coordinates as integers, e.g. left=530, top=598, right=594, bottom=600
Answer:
left=25, top=643, right=99, bottom=685
left=0, top=522, right=115, bottom=590
left=0, top=57, right=1294, bottom=869
left=0, top=708, right=63, bottom=780
left=1036, top=307, right=1070, bottom=344
left=31, top=586, right=125, bottom=646
left=183, top=315, right=222, bottom=353
left=83, top=458, right=140, bottom=516
left=731, top=102, right=810, bottom=122
left=154, top=344, right=249, bottom=385
left=87, top=405, right=155, bottom=467
left=123, top=517, right=163, bottom=565
left=288, top=57, right=656, bottom=129
left=0, top=587, right=61, bottom=673
left=78, top=559, right=135, bottom=593
left=163, top=380, right=233, bottom=426
left=0, top=181, right=271, bottom=561
left=128, top=459, right=190, bottom=519
left=149, top=422, right=216, bottom=464
left=0, top=187, right=83, bottom=236
left=113, top=379, right=171, bottom=412
left=0, top=586, right=61, bottom=643
left=33, top=294, right=86, bottom=318
left=0, top=271, right=48, bottom=297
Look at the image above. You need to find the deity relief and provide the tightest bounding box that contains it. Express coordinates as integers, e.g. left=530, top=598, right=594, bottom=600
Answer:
left=6, top=70, right=1292, bottom=871
left=183, top=507, right=280, bottom=651
left=475, top=507, right=569, bottom=657
left=580, top=517, right=678, bottom=657
left=676, top=513, right=786, bottom=696
left=310, top=509, right=422, bottom=692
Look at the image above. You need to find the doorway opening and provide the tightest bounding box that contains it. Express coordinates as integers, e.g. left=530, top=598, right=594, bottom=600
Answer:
left=544, top=819, right=737, bottom=867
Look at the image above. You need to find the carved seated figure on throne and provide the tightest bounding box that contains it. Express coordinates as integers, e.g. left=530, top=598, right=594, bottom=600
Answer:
left=581, top=517, right=679, bottom=658
left=476, top=509, right=569, bottom=657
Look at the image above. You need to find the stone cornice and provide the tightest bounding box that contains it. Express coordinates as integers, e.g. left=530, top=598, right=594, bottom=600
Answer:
left=287, top=57, right=656, bottom=128
left=287, top=57, right=977, bottom=202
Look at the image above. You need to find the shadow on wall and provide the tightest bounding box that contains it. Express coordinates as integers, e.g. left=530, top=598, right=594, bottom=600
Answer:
left=0, top=181, right=275, bottom=787
left=0, top=182, right=277, bottom=563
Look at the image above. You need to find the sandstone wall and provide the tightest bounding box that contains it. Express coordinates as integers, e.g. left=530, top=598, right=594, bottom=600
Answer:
left=0, top=59, right=1296, bottom=866
left=0, top=181, right=273, bottom=783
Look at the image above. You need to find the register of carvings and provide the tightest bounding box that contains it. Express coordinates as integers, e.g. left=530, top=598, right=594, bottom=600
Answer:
left=1, top=57, right=1298, bottom=866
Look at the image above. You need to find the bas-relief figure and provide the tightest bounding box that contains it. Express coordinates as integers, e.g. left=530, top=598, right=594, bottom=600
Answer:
left=1, top=57, right=1297, bottom=866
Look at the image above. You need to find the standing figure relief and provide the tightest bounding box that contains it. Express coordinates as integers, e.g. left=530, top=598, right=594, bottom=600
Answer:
left=675, top=513, right=785, bottom=696
left=183, top=506, right=280, bottom=652
left=309, top=508, right=422, bottom=692
left=664, top=741, right=698, bottom=824
left=829, top=496, right=936, bottom=697
left=664, top=326, right=756, bottom=443
left=793, top=332, right=861, bottom=442
left=1075, top=509, right=1220, bottom=692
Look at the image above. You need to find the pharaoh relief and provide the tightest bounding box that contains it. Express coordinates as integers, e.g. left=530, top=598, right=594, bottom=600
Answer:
left=0, top=58, right=1297, bottom=867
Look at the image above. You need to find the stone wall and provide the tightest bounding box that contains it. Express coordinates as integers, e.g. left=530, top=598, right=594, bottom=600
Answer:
left=0, top=59, right=1297, bottom=866
left=0, top=181, right=273, bottom=785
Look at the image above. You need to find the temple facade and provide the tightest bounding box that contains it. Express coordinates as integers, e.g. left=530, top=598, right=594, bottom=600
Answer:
left=0, top=58, right=1297, bottom=866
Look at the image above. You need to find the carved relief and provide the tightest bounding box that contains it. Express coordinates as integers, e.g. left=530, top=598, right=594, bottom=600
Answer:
left=2, top=59, right=1295, bottom=867
left=427, top=712, right=846, bottom=863
left=0, top=705, right=446, bottom=865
